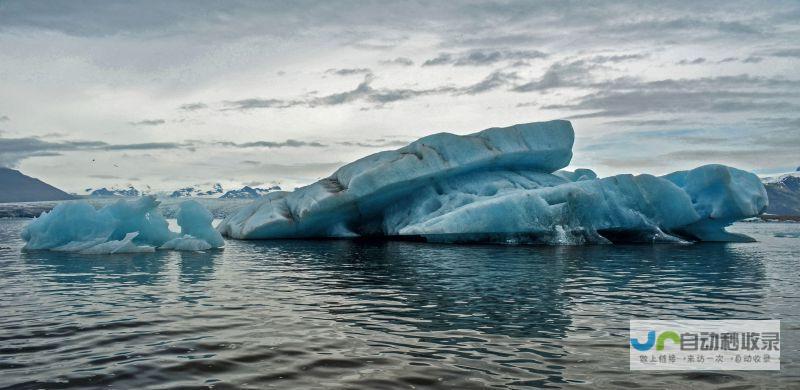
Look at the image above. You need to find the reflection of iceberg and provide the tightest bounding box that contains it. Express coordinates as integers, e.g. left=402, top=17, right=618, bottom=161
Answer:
left=219, top=120, right=767, bottom=243
left=22, top=196, right=224, bottom=253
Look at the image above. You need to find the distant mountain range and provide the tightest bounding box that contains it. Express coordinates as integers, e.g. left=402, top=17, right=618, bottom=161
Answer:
left=87, top=185, right=141, bottom=197
left=762, top=173, right=800, bottom=216
left=220, top=185, right=281, bottom=199
left=169, top=183, right=224, bottom=198
left=0, top=168, right=74, bottom=203
left=84, top=183, right=281, bottom=199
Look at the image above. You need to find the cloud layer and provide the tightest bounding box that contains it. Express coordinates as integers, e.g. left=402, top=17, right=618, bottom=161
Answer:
left=1, top=0, right=799, bottom=189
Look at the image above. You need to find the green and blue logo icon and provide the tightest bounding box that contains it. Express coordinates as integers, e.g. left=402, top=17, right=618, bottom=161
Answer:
left=630, top=330, right=681, bottom=351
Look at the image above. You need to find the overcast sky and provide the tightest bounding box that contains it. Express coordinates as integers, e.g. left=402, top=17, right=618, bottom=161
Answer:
left=1, top=0, right=798, bottom=193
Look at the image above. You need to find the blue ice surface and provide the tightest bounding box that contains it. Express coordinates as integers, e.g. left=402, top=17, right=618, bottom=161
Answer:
left=21, top=120, right=768, bottom=248
left=21, top=196, right=224, bottom=253
left=217, top=120, right=768, bottom=244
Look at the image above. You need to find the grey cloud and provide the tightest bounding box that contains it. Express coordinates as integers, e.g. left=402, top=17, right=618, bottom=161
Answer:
left=223, top=98, right=302, bottom=110
left=102, top=142, right=182, bottom=150
left=586, top=53, right=649, bottom=63
left=535, top=74, right=800, bottom=118
left=310, top=76, right=375, bottom=105
left=746, top=116, right=800, bottom=131
left=677, top=57, right=706, bottom=65
left=338, top=139, right=409, bottom=148
left=422, top=53, right=453, bottom=66
left=460, top=71, right=520, bottom=95
left=0, top=133, right=331, bottom=167
left=423, top=49, right=546, bottom=66
left=0, top=115, right=9, bottom=122
left=215, top=139, right=326, bottom=148
left=449, top=33, right=545, bottom=48
left=129, top=119, right=166, bottom=126
left=346, top=36, right=407, bottom=51
left=225, top=74, right=460, bottom=110
left=604, top=17, right=764, bottom=40
left=454, top=51, right=502, bottom=66
left=227, top=61, right=663, bottom=111
left=380, top=57, right=414, bottom=66
left=604, top=119, right=680, bottom=127
left=715, top=20, right=762, bottom=35
left=179, top=102, right=208, bottom=111
left=325, top=68, right=372, bottom=76
left=513, top=60, right=594, bottom=92
left=716, top=56, right=763, bottom=64
left=547, top=90, right=798, bottom=119
left=1, top=2, right=789, bottom=54
left=768, top=48, right=800, bottom=58
left=0, top=137, right=189, bottom=167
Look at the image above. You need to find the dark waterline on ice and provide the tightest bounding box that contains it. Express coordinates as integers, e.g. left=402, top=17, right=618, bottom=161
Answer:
left=0, top=219, right=798, bottom=389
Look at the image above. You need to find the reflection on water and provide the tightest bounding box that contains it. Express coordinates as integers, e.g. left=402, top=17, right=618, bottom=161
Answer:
left=1, top=219, right=798, bottom=389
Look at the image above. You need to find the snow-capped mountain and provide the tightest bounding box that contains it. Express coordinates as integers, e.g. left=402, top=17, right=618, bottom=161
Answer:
left=762, top=173, right=800, bottom=216
left=220, top=185, right=281, bottom=199
left=86, top=185, right=142, bottom=197
left=81, top=183, right=280, bottom=199
left=169, top=183, right=224, bottom=198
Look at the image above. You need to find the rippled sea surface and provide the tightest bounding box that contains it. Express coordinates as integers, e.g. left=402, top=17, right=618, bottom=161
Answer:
left=1, top=219, right=798, bottom=389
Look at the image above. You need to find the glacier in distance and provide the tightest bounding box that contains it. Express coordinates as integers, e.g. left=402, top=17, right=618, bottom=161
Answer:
left=217, top=120, right=768, bottom=244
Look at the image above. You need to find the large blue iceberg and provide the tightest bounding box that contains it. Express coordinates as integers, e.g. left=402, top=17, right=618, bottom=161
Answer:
left=217, top=120, right=768, bottom=244
left=22, top=196, right=224, bottom=253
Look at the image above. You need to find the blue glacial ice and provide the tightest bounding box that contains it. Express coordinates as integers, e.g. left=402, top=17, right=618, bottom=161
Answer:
left=217, top=120, right=768, bottom=244
left=22, top=196, right=224, bottom=253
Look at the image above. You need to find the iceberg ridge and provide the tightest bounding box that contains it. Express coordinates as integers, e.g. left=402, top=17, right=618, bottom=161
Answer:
left=217, top=120, right=767, bottom=244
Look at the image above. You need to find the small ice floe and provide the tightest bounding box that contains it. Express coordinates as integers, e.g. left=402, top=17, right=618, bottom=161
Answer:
left=21, top=196, right=224, bottom=254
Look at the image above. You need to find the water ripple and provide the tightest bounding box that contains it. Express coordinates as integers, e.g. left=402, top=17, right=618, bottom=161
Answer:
left=0, top=220, right=798, bottom=389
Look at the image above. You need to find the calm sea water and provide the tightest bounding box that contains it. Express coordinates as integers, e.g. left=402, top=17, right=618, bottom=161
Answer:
left=1, top=218, right=798, bottom=389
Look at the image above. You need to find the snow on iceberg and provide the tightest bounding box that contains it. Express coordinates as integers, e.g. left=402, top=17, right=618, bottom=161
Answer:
left=22, top=196, right=224, bottom=253
left=216, top=119, right=768, bottom=244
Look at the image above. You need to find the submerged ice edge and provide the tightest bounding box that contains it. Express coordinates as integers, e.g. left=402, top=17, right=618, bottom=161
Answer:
left=217, top=120, right=768, bottom=244
left=21, top=196, right=224, bottom=254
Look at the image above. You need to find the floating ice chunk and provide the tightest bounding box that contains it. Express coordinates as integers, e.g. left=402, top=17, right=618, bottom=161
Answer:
left=176, top=200, right=224, bottom=247
left=21, top=201, right=118, bottom=250
left=218, top=120, right=575, bottom=239
left=663, top=164, right=768, bottom=221
left=215, top=120, right=767, bottom=244
left=663, top=164, right=768, bottom=242
left=22, top=196, right=223, bottom=252
left=160, top=235, right=213, bottom=251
